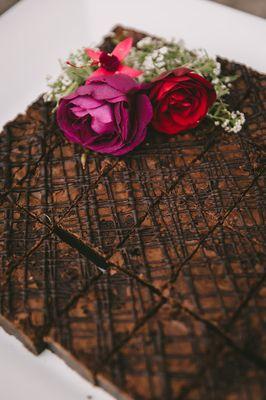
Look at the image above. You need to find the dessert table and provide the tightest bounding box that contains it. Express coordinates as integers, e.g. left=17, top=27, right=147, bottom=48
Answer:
left=0, top=0, right=265, bottom=399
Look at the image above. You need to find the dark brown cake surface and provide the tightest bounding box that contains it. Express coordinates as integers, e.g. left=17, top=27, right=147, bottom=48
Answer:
left=0, top=26, right=266, bottom=399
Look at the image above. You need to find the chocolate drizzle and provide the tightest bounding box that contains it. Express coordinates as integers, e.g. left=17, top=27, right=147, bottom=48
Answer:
left=0, top=26, right=266, bottom=400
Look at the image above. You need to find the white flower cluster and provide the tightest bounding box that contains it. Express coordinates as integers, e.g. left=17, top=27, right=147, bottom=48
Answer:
left=213, top=61, right=221, bottom=76
left=43, top=71, right=73, bottom=102
left=226, top=111, right=246, bottom=133
left=214, top=111, right=245, bottom=133
left=142, top=54, right=154, bottom=70
left=142, top=46, right=169, bottom=71
left=68, top=47, right=90, bottom=67
left=44, top=47, right=93, bottom=103
left=43, top=92, right=52, bottom=102
left=136, top=36, right=154, bottom=49
left=212, top=79, right=228, bottom=93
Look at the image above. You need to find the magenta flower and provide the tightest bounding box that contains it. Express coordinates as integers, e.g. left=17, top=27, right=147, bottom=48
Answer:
left=85, top=37, right=142, bottom=80
left=56, top=74, right=153, bottom=156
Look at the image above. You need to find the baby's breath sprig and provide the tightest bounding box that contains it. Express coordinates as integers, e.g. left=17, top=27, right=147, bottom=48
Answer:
left=208, top=102, right=245, bottom=133
left=44, top=48, right=96, bottom=104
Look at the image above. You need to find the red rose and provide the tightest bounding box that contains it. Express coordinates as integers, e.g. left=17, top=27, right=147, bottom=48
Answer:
left=148, top=68, right=216, bottom=134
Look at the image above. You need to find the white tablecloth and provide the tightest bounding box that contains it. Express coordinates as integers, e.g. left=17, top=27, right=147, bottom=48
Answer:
left=0, top=1, right=265, bottom=399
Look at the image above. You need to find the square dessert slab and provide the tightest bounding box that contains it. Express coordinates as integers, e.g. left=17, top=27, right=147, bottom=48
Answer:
left=0, top=26, right=266, bottom=399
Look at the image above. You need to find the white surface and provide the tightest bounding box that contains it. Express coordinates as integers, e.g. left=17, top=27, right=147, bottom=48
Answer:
left=0, top=328, right=114, bottom=400
left=0, top=1, right=265, bottom=399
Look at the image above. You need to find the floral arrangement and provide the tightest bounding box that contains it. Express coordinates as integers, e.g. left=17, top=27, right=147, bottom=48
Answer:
left=44, top=34, right=245, bottom=156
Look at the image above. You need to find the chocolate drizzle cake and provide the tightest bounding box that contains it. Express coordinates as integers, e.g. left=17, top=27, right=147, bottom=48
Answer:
left=0, top=26, right=266, bottom=399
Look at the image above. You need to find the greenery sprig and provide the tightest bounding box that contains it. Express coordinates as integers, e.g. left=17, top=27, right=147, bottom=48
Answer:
left=44, top=49, right=96, bottom=104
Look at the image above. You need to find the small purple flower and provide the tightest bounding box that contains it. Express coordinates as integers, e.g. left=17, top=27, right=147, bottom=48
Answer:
left=56, top=74, right=153, bottom=156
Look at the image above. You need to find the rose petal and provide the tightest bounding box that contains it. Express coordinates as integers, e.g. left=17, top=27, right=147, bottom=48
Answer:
left=71, top=96, right=104, bottom=109
left=70, top=106, right=90, bottom=118
left=86, top=67, right=114, bottom=82
left=91, top=118, right=114, bottom=134
left=119, top=65, right=143, bottom=78
left=88, top=103, right=113, bottom=124
left=103, top=73, right=139, bottom=93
